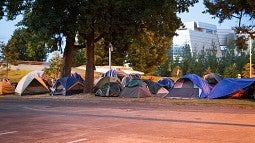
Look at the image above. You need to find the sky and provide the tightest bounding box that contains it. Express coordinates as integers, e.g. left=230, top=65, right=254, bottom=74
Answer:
left=177, top=1, right=240, bottom=29
left=0, top=1, right=247, bottom=44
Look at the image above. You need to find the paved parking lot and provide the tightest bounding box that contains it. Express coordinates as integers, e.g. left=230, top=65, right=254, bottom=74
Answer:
left=1, top=95, right=255, bottom=143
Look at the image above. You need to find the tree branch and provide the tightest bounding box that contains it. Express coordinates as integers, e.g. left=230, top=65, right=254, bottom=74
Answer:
left=94, top=34, right=104, bottom=42
left=73, top=44, right=86, bottom=50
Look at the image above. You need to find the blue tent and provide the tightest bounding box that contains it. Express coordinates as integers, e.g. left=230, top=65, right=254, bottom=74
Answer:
left=51, top=76, right=84, bottom=95
left=208, top=78, right=255, bottom=99
left=105, top=69, right=118, bottom=77
left=157, top=77, right=174, bottom=90
left=71, top=72, right=85, bottom=83
left=165, top=74, right=212, bottom=98
left=180, top=74, right=212, bottom=98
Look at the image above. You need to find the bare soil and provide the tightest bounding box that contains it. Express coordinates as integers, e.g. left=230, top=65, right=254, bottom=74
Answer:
left=1, top=94, right=255, bottom=143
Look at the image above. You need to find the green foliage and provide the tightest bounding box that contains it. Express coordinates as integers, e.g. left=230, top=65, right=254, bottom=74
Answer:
left=6, top=28, right=49, bottom=61
left=205, top=44, right=219, bottom=73
left=223, top=64, right=239, bottom=78
left=43, top=53, right=62, bottom=80
left=0, top=69, right=29, bottom=83
left=0, top=41, right=18, bottom=78
left=181, top=44, right=194, bottom=74
left=94, top=40, right=111, bottom=66
left=171, top=66, right=182, bottom=78
left=204, top=67, right=212, bottom=75
left=192, top=50, right=206, bottom=76
left=0, top=41, right=18, bottom=64
left=127, top=30, right=171, bottom=74
left=235, top=36, right=249, bottom=51
left=171, top=41, right=251, bottom=77
left=241, top=63, right=255, bottom=78
left=242, top=63, right=251, bottom=78
left=155, top=57, right=172, bottom=77
left=203, top=0, right=255, bottom=25
left=2, top=0, right=200, bottom=92
left=72, top=49, right=86, bottom=67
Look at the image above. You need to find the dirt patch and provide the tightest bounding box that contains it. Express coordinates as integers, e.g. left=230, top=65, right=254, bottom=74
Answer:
left=2, top=93, right=255, bottom=114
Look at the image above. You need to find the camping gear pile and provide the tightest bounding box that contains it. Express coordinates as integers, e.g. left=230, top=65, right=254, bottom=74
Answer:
left=2, top=69, right=255, bottom=100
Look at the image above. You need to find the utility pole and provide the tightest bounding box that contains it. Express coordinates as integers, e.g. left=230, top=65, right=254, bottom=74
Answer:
left=109, top=42, right=113, bottom=69
left=250, top=36, right=252, bottom=78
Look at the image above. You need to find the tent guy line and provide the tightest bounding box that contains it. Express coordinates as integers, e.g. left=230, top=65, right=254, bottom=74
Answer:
left=66, top=138, right=88, bottom=143
left=0, top=131, right=18, bottom=136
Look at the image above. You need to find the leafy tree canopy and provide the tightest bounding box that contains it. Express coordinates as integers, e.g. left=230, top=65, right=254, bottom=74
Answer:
left=6, top=28, right=49, bottom=61
left=203, top=0, right=255, bottom=49
left=43, top=52, right=62, bottom=80
left=1, top=0, right=199, bottom=93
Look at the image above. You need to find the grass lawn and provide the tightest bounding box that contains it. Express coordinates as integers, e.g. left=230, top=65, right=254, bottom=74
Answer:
left=1, top=68, right=255, bottom=109
left=0, top=69, right=30, bottom=82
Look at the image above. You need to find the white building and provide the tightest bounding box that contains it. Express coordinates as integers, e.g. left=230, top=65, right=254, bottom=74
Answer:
left=172, top=21, right=234, bottom=58
left=217, top=29, right=236, bottom=50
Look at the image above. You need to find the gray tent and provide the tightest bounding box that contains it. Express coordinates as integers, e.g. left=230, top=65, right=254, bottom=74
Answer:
left=120, top=79, right=152, bottom=98
left=94, top=76, right=122, bottom=97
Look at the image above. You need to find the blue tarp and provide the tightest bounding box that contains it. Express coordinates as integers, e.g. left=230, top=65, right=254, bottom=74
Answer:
left=157, top=78, right=174, bottom=90
left=179, top=74, right=212, bottom=98
left=208, top=78, right=255, bottom=99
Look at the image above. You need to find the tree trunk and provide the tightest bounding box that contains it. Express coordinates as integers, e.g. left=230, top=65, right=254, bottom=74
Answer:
left=61, top=36, right=75, bottom=77
left=84, top=30, right=95, bottom=93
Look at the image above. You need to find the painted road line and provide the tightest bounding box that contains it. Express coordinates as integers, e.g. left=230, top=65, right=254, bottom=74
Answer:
left=66, top=138, right=88, bottom=143
left=0, top=131, right=18, bottom=136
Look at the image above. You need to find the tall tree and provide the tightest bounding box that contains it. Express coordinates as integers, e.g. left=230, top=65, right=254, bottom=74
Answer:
left=192, top=49, right=206, bottom=76
left=205, top=43, right=219, bottom=73
left=180, top=44, right=194, bottom=74
left=224, top=63, right=239, bottom=78
left=72, top=48, right=86, bottom=67
left=0, top=42, right=18, bottom=78
left=127, top=30, right=172, bottom=74
left=43, top=52, right=62, bottom=80
left=2, top=0, right=199, bottom=93
left=6, top=28, right=49, bottom=61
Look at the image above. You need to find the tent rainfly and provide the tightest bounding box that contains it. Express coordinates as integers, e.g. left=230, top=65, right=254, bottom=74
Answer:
left=51, top=75, right=84, bottom=96
left=120, top=79, right=152, bottom=98
left=208, top=78, right=255, bottom=99
left=165, top=74, right=212, bottom=99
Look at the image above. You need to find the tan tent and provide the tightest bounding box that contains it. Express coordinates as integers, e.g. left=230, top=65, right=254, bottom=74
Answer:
left=0, top=78, right=15, bottom=95
left=15, top=70, right=49, bottom=95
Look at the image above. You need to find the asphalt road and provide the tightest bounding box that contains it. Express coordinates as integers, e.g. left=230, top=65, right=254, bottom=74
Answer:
left=1, top=95, right=255, bottom=143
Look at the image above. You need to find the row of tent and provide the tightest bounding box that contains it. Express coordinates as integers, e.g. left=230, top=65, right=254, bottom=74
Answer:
left=1, top=69, right=255, bottom=99
left=165, top=74, right=255, bottom=99
left=94, top=76, right=170, bottom=98
left=0, top=70, right=84, bottom=96
left=93, top=71, right=255, bottom=99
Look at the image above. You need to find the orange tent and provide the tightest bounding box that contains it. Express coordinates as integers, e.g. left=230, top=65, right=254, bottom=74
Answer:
left=0, top=78, right=15, bottom=95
